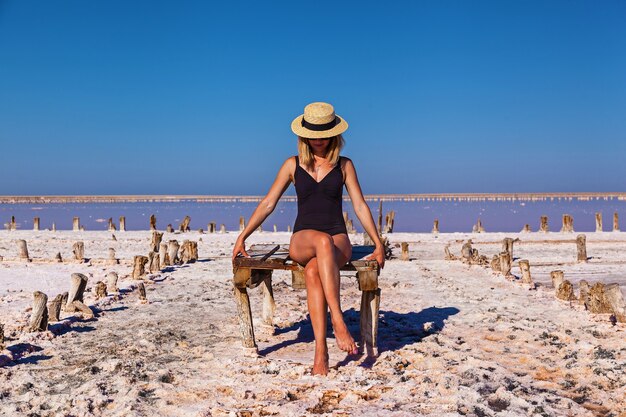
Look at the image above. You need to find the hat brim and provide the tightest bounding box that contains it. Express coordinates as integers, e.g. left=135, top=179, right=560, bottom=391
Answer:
left=291, top=115, right=348, bottom=139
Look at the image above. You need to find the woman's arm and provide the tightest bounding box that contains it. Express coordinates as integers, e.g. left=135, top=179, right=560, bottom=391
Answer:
left=343, top=158, right=385, bottom=268
left=232, top=157, right=294, bottom=260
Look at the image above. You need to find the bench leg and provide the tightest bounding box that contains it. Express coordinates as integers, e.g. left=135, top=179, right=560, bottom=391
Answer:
left=360, top=288, right=381, bottom=357
left=233, top=285, right=257, bottom=355
left=261, top=277, right=275, bottom=327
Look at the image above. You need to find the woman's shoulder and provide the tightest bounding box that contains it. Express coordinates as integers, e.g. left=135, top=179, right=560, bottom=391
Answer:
left=339, top=155, right=353, bottom=168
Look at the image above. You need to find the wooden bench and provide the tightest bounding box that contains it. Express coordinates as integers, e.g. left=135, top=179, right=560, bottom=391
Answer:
left=232, top=244, right=381, bottom=356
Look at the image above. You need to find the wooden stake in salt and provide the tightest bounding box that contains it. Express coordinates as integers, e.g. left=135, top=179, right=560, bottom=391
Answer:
left=239, top=216, right=245, bottom=232
left=613, top=212, right=620, bottom=232
left=137, top=282, right=147, bottom=303
left=167, top=240, right=180, bottom=265
left=132, top=255, right=149, bottom=279
left=595, top=212, right=603, bottom=232
left=150, top=214, right=157, bottom=231
left=65, top=273, right=88, bottom=312
left=518, top=260, right=533, bottom=285
left=150, top=231, right=163, bottom=253
left=159, top=242, right=168, bottom=268
left=33, top=217, right=40, bottom=231
left=47, top=294, right=63, bottom=322
left=576, top=234, right=587, bottom=262
left=29, top=291, right=48, bottom=332
left=166, top=224, right=174, bottom=233
left=539, top=215, right=549, bottom=233
left=17, top=239, right=31, bottom=262
left=432, top=219, right=439, bottom=234
left=400, top=242, right=409, bottom=261
left=72, top=241, right=85, bottom=262
left=179, top=215, right=191, bottom=232
left=94, top=281, right=107, bottom=300
left=73, top=217, right=80, bottom=232
left=106, top=272, right=119, bottom=293
left=119, top=216, right=126, bottom=232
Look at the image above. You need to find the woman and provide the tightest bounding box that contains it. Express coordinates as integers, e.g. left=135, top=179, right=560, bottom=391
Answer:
left=232, top=102, right=385, bottom=375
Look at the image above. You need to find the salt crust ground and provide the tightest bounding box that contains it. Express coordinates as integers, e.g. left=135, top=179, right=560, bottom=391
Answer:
left=0, top=230, right=625, bottom=417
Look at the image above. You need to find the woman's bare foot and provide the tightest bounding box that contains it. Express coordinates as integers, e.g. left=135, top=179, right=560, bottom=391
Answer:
left=331, top=318, right=358, bottom=354
left=312, top=347, right=329, bottom=375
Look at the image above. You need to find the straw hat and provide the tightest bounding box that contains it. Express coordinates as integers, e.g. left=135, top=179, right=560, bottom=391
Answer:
left=291, top=102, right=348, bottom=139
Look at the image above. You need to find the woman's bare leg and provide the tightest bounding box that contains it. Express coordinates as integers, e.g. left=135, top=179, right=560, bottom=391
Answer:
left=303, top=258, right=329, bottom=375
left=290, top=230, right=356, bottom=355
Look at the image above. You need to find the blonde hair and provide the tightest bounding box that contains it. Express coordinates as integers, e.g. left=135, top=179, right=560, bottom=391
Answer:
left=297, top=134, right=345, bottom=169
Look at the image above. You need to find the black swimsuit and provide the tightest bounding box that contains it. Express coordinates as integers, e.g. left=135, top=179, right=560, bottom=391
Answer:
left=293, top=155, right=348, bottom=236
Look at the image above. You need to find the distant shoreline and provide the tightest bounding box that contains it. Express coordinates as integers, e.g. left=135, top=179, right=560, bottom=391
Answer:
left=1, top=192, right=625, bottom=204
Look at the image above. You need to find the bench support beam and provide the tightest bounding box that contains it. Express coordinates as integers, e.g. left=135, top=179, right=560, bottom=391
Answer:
left=360, top=289, right=380, bottom=357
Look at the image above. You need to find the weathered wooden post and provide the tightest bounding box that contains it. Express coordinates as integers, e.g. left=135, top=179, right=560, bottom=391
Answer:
left=52, top=222, right=56, bottom=232
left=159, top=242, right=168, bottom=268
left=273, top=224, right=277, bottom=232
left=560, top=214, right=574, bottom=232
left=150, top=214, right=157, bottom=231
left=180, top=240, right=198, bottom=263
left=576, top=234, right=587, bottom=262
left=614, top=212, right=620, bottom=232
left=10, top=216, right=16, bottom=231
left=150, top=231, right=163, bottom=252
left=29, top=291, right=49, bottom=331
left=502, top=238, right=515, bottom=260
left=55, top=252, right=63, bottom=263
left=179, top=216, right=191, bottom=232
left=595, top=213, right=603, bottom=232
left=132, top=255, right=149, bottom=279
left=107, top=218, right=115, bottom=232
left=499, top=252, right=512, bottom=277
left=432, top=219, right=439, bottom=234
left=94, top=281, right=107, bottom=300
left=551, top=270, right=574, bottom=300
left=233, top=285, right=256, bottom=352
left=239, top=216, right=245, bottom=232
left=33, top=217, right=40, bottom=231
left=400, top=242, right=409, bottom=261
left=556, top=280, right=575, bottom=300
left=220, top=224, right=226, bottom=233
left=208, top=222, right=216, bottom=233
left=17, top=239, right=31, bottom=262
left=384, top=211, right=395, bottom=233
left=0, top=323, right=4, bottom=349
left=518, top=260, right=533, bottom=285
left=65, top=273, right=88, bottom=312
left=472, top=219, right=485, bottom=233
left=47, top=294, right=63, bottom=322
left=119, top=216, right=126, bottom=232
left=594, top=284, right=626, bottom=323
left=461, top=240, right=473, bottom=262
left=72, top=241, right=85, bottom=262
left=550, top=270, right=564, bottom=289
left=578, top=280, right=590, bottom=305
left=261, top=278, right=276, bottom=326
left=73, top=217, right=80, bottom=232
left=165, top=224, right=173, bottom=233
left=106, top=272, right=119, bottom=293
left=167, top=240, right=180, bottom=265
left=147, top=252, right=160, bottom=273
left=539, top=215, right=549, bottom=233
left=377, top=200, right=383, bottom=233
left=287, top=225, right=291, bottom=233
left=108, top=248, right=118, bottom=265
left=521, top=224, right=531, bottom=233
left=137, top=282, right=147, bottom=303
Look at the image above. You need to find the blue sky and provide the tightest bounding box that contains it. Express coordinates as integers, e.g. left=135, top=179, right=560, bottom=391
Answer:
left=1, top=1, right=625, bottom=195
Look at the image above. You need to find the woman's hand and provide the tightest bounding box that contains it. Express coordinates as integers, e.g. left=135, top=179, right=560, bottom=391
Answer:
left=232, top=236, right=249, bottom=261
left=367, top=244, right=385, bottom=269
